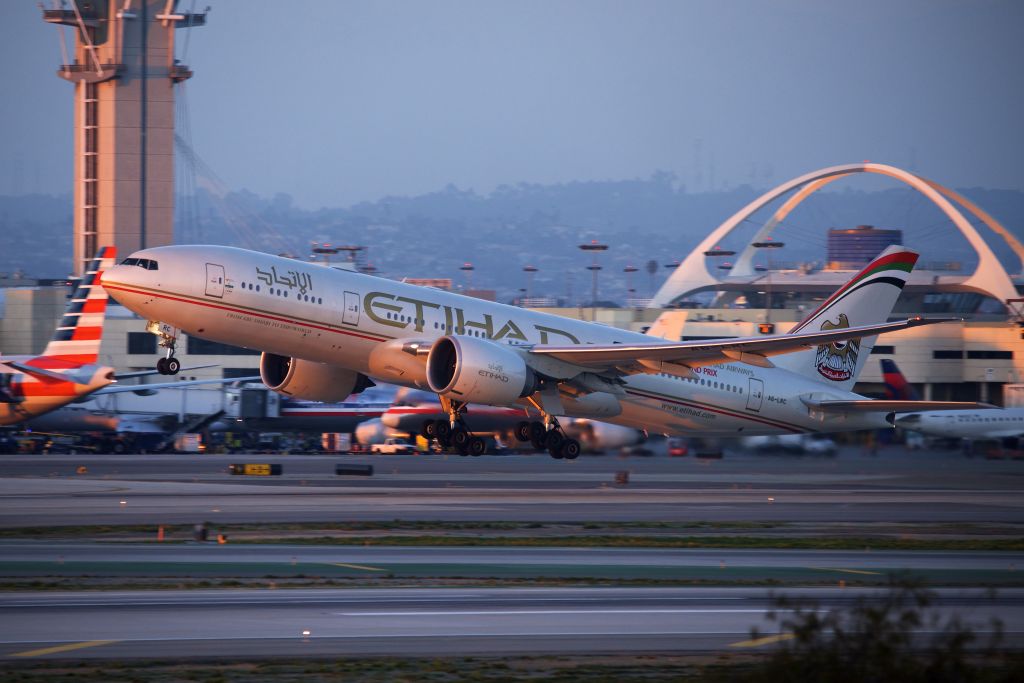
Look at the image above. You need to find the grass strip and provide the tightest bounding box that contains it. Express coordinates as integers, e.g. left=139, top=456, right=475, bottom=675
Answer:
left=222, top=534, right=1024, bottom=551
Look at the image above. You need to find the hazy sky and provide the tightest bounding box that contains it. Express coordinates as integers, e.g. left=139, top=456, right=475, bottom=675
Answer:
left=2, top=0, right=1023, bottom=207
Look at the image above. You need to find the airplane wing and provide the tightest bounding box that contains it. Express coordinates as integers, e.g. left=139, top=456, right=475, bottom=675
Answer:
left=114, top=364, right=216, bottom=380
left=527, top=317, right=953, bottom=375
left=801, top=399, right=996, bottom=413
left=91, top=376, right=262, bottom=396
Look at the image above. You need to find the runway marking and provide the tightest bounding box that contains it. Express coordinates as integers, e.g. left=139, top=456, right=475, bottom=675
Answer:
left=729, top=632, right=795, bottom=648
left=338, top=609, right=774, bottom=617
left=331, top=562, right=388, bottom=572
left=809, top=567, right=882, bottom=576
left=10, top=640, right=118, bottom=658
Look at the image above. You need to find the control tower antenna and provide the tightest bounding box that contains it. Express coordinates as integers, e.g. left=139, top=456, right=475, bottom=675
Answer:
left=43, top=1, right=207, bottom=275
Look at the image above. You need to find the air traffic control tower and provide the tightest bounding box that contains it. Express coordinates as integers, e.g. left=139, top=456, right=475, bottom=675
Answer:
left=43, top=1, right=205, bottom=275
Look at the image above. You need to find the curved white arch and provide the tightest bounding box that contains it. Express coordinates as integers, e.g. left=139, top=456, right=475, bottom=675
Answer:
left=649, top=163, right=1018, bottom=308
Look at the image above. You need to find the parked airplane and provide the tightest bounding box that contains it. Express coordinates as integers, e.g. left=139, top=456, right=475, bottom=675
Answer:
left=377, top=402, right=645, bottom=453
left=101, top=244, right=977, bottom=459
left=883, top=359, right=1012, bottom=439
left=0, top=247, right=257, bottom=427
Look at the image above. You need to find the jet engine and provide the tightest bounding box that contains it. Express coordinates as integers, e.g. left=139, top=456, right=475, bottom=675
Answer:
left=260, top=353, right=373, bottom=402
left=426, top=335, right=537, bottom=406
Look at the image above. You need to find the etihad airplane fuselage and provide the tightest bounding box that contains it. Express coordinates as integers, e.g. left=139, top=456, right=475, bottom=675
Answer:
left=103, top=246, right=892, bottom=437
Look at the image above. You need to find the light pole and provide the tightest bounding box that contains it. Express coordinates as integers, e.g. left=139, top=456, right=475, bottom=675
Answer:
left=752, top=239, right=785, bottom=326
left=522, top=265, right=538, bottom=305
left=623, top=265, right=638, bottom=306
left=460, top=262, right=475, bottom=291
left=645, top=259, right=658, bottom=296
left=579, top=240, right=608, bottom=320
left=311, top=242, right=339, bottom=266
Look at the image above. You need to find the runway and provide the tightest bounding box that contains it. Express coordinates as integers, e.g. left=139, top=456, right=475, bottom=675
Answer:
left=2, top=448, right=1023, bottom=526
left=2, top=587, right=1021, bottom=660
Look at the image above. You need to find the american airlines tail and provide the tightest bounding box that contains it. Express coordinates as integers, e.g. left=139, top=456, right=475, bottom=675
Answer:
left=41, top=246, right=117, bottom=364
left=771, top=246, right=919, bottom=392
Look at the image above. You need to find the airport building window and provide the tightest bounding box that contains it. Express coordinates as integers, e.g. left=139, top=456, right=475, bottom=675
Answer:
left=933, top=350, right=964, bottom=359
left=223, top=368, right=256, bottom=379
left=871, top=345, right=895, bottom=355
left=127, top=331, right=157, bottom=355
left=187, top=337, right=260, bottom=356
left=967, top=350, right=1013, bottom=360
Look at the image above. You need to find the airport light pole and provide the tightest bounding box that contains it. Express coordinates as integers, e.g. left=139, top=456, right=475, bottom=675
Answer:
left=460, top=262, right=475, bottom=291
left=752, top=239, right=785, bottom=326
left=623, top=265, right=638, bottom=307
left=579, top=240, right=608, bottom=321
left=522, top=265, right=538, bottom=305
left=311, top=243, right=339, bottom=266
left=645, top=259, right=658, bottom=296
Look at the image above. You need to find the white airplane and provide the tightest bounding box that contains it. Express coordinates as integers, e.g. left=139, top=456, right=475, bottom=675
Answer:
left=100, top=244, right=978, bottom=459
left=883, top=360, right=1015, bottom=439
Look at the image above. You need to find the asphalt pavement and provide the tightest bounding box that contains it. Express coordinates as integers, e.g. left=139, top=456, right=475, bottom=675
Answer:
left=2, top=587, right=1020, bottom=660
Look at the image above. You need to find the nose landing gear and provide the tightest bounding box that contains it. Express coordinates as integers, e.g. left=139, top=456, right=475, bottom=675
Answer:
left=147, top=321, right=181, bottom=376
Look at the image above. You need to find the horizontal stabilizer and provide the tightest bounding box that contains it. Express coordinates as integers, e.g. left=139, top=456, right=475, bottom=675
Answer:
left=0, top=361, right=76, bottom=383
left=801, top=398, right=996, bottom=413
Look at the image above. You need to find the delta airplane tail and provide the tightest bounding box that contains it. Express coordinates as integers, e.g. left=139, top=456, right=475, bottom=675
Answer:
left=881, top=358, right=919, bottom=400
left=771, top=246, right=918, bottom=392
left=40, top=246, right=117, bottom=364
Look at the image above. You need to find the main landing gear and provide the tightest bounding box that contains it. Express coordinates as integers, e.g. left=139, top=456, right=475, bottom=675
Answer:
left=514, top=419, right=581, bottom=460
left=421, top=397, right=488, bottom=457
left=148, top=321, right=181, bottom=376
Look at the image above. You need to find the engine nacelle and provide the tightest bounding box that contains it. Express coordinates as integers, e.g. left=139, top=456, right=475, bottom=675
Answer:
left=260, top=353, right=373, bottom=402
left=426, top=335, right=537, bottom=406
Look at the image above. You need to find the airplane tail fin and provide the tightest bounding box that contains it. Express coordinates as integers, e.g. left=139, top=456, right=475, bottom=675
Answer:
left=770, top=246, right=919, bottom=392
left=881, top=358, right=919, bottom=400
left=41, top=246, right=117, bottom=364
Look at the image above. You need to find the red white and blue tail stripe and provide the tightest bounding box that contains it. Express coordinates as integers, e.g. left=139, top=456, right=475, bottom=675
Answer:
left=41, top=246, right=117, bottom=364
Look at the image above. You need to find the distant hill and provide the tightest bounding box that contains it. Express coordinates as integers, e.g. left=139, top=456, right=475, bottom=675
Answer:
left=3, top=175, right=1022, bottom=303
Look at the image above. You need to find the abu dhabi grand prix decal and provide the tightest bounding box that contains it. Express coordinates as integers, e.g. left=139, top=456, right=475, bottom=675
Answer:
left=815, top=313, right=860, bottom=382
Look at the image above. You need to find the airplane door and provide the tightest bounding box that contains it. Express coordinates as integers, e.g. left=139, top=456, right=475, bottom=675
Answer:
left=342, top=291, right=360, bottom=325
left=746, top=378, right=764, bottom=412
left=205, top=263, right=225, bottom=298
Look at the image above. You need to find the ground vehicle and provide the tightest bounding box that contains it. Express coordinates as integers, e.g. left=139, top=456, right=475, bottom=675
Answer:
left=370, top=438, right=416, bottom=455
left=668, top=438, right=688, bottom=457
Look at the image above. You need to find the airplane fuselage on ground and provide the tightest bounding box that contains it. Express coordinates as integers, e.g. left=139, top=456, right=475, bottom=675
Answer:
left=896, top=409, right=1024, bottom=439
left=103, top=246, right=893, bottom=437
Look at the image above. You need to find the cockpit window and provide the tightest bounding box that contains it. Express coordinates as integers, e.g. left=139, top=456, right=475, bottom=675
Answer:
left=120, top=257, right=158, bottom=270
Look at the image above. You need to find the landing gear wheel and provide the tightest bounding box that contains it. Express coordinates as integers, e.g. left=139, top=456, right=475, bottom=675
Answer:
left=156, top=358, right=169, bottom=375
left=423, top=420, right=438, bottom=439
left=529, top=422, right=547, bottom=450
left=467, top=436, right=486, bottom=456
left=165, top=357, right=181, bottom=375
left=456, top=439, right=470, bottom=456
left=451, top=428, right=471, bottom=451
left=515, top=421, right=532, bottom=443
left=436, top=421, right=451, bottom=441
left=559, top=439, right=581, bottom=460
left=545, top=430, right=564, bottom=456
